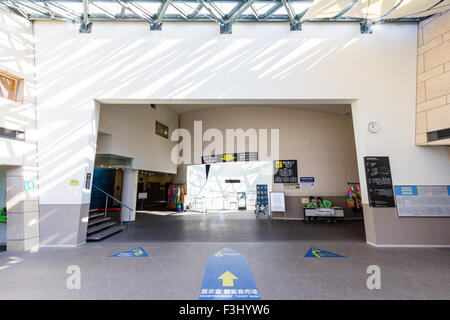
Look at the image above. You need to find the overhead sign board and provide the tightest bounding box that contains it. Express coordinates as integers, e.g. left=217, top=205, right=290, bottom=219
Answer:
left=202, top=152, right=258, bottom=164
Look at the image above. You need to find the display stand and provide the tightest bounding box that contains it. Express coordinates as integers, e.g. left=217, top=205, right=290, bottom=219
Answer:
left=138, top=192, right=147, bottom=210
left=270, top=191, right=286, bottom=220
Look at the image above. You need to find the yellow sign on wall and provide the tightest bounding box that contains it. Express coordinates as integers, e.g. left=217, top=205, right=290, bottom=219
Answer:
left=223, top=154, right=236, bottom=162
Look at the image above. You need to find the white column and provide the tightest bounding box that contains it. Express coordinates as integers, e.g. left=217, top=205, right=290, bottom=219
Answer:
left=121, top=169, right=138, bottom=221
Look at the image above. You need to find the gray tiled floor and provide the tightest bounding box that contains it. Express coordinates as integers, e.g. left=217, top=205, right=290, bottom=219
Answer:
left=0, top=241, right=448, bottom=300
left=0, top=213, right=448, bottom=300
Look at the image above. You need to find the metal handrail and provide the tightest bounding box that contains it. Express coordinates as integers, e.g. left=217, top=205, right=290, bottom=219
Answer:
left=92, top=185, right=133, bottom=228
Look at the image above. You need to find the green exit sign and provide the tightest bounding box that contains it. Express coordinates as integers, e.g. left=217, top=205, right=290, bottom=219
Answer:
left=24, top=181, right=35, bottom=191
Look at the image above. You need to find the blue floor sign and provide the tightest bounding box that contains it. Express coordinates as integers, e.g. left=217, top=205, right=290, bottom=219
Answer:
left=109, top=247, right=149, bottom=257
left=304, top=247, right=345, bottom=258
left=199, top=248, right=260, bottom=300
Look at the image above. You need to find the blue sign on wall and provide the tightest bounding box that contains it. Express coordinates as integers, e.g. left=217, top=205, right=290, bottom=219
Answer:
left=109, top=247, right=149, bottom=257
left=394, top=186, right=418, bottom=196
left=304, top=247, right=345, bottom=258
left=199, top=248, right=260, bottom=300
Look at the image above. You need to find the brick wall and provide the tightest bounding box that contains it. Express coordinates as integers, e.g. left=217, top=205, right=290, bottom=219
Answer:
left=416, top=10, right=450, bottom=145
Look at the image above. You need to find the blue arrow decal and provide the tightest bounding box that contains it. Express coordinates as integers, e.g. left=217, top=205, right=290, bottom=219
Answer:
left=199, top=248, right=260, bottom=300
left=304, top=247, right=345, bottom=258
left=109, top=247, right=149, bottom=257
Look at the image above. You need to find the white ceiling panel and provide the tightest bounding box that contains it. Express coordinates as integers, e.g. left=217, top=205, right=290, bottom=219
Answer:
left=384, top=0, right=441, bottom=19
left=302, top=0, right=354, bottom=20
left=405, top=0, right=450, bottom=18
left=344, top=0, right=400, bottom=19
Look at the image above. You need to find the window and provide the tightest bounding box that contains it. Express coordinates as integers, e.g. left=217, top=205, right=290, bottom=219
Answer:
left=155, top=121, right=169, bottom=139
left=0, top=127, right=25, bottom=141
left=0, top=71, right=23, bottom=102
left=427, top=128, right=450, bottom=142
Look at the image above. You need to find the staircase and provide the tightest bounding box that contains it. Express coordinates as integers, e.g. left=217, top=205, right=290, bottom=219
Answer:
left=86, top=186, right=133, bottom=241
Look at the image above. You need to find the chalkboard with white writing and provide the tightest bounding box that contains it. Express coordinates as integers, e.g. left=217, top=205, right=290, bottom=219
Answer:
left=364, top=156, right=395, bottom=207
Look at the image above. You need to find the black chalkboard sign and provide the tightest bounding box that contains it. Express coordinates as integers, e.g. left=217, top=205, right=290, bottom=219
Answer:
left=274, top=160, right=298, bottom=184
left=364, top=156, right=395, bottom=207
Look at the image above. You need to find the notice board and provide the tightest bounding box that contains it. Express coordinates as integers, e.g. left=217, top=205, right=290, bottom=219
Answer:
left=364, top=156, right=395, bottom=207
left=274, top=160, right=298, bottom=183
left=394, top=185, right=450, bottom=217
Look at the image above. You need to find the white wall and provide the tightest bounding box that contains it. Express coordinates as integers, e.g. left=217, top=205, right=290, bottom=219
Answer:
left=97, top=103, right=178, bottom=173
left=0, top=9, right=37, bottom=168
left=0, top=8, right=40, bottom=250
left=32, top=20, right=450, bottom=245
left=33, top=21, right=449, bottom=206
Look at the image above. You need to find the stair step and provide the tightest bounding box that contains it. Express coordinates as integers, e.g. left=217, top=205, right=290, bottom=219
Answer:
left=89, top=212, right=104, bottom=219
left=87, top=221, right=117, bottom=234
left=88, top=217, right=111, bottom=226
left=86, top=225, right=127, bottom=241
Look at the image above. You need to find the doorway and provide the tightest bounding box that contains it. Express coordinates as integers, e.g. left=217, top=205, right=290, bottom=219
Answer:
left=186, top=161, right=272, bottom=214
left=136, top=171, right=173, bottom=212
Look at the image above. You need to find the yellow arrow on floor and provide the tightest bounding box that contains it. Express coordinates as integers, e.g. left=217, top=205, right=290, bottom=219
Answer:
left=218, top=271, right=238, bottom=287
left=312, top=250, right=322, bottom=257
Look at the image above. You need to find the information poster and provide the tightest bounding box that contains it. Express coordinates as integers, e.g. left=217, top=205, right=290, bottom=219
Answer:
left=270, top=192, right=286, bottom=212
left=395, top=185, right=450, bottom=217
left=138, top=192, right=148, bottom=200
left=256, top=185, right=269, bottom=211
left=300, top=177, right=315, bottom=189
left=274, top=160, right=298, bottom=183
left=364, top=156, right=395, bottom=207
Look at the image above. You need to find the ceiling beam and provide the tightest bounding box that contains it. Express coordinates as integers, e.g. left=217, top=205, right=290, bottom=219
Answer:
left=195, top=0, right=224, bottom=24
left=221, top=0, right=258, bottom=33
left=281, top=0, right=300, bottom=30
left=332, top=0, right=357, bottom=19
left=189, top=3, right=203, bottom=19
left=151, top=0, right=171, bottom=29
left=113, top=0, right=154, bottom=25
left=2, top=1, right=28, bottom=19
left=170, top=2, right=188, bottom=20
left=261, top=2, right=282, bottom=20
left=90, top=1, right=116, bottom=18
left=79, top=0, right=92, bottom=32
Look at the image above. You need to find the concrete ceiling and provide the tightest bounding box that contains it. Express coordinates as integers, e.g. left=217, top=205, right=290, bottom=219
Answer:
left=100, top=100, right=353, bottom=115
left=164, top=104, right=352, bottom=116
